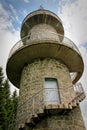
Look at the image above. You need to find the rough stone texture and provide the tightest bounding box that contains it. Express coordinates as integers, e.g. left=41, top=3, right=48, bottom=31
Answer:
left=16, top=58, right=77, bottom=127
left=24, top=106, right=86, bottom=130
left=36, top=106, right=85, bottom=130
left=20, top=58, right=74, bottom=103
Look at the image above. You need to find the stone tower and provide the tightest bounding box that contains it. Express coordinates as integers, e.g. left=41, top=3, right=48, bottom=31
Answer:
left=6, top=9, right=86, bottom=130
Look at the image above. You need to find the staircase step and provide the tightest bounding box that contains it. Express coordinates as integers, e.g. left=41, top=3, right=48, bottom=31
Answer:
left=25, top=118, right=36, bottom=127
left=76, top=99, right=79, bottom=105
left=38, top=110, right=46, bottom=119
left=59, top=104, right=64, bottom=108
left=78, top=97, right=83, bottom=102
left=64, top=103, right=69, bottom=108
left=32, top=114, right=38, bottom=118
left=32, top=114, right=40, bottom=123
left=71, top=100, right=77, bottom=107
left=19, top=90, right=85, bottom=130
left=39, top=108, right=44, bottom=113
left=68, top=103, right=72, bottom=109
left=18, top=124, right=25, bottom=129
left=81, top=94, right=85, bottom=99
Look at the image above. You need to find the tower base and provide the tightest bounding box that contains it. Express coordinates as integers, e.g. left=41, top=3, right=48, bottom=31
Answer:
left=24, top=106, right=86, bottom=130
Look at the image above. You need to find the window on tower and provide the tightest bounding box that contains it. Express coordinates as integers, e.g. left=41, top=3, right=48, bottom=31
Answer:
left=28, top=32, right=31, bottom=39
left=44, top=78, right=61, bottom=105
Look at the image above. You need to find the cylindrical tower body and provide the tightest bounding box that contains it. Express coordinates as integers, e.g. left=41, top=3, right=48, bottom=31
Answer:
left=6, top=9, right=86, bottom=130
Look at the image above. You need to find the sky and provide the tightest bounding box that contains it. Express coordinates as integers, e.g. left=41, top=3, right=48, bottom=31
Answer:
left=0, top=0, right=87, bottom=128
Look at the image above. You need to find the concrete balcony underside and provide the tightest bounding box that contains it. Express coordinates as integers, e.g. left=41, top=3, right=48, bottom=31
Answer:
left=6, top=40, right=84, bottom=88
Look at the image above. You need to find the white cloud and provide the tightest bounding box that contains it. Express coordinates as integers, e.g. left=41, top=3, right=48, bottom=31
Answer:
left=0, top=3, right=13, bottom=30
left=58, top=1, right=87, bottom=128
left=23, top=0, right=30, bottom=3
left=0, top=3, right=19, bottom=93
left=22, top=9, right=28, bottom=17
left=9, top=4, right=16, bottom=15
left=57, top=0, right=87, bottom=92
left=0, top=3, right=20, bottom=68
left=58, top=0, right=87, bottom=46
left=79, top=47, right=87, bottom=129
left=9, top=4, right=21, bottom=24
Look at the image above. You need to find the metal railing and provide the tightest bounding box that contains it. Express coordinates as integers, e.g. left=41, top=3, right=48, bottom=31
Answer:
left=17, top=89, right=44, bottom=124
left=74, top=82, right=84, bottom=94
left=70, top=82, right=85, bottom=103
left=17, top=82, right=85, bottom=124
left=43, top=88, right=61, bottom=105
left=8, top=32, right=81, bottom=59
left=22, top=9, right=62, bottom=25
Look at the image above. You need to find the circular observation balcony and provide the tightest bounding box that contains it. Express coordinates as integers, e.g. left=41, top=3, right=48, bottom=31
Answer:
left=20, top=9, right=64, bottom=38
left=6, top=32, right=84, bottom=88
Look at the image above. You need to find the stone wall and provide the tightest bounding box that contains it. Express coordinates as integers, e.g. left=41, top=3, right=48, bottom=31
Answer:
left=25, top=106, right=85, bottom=130
left=16, top=58, right=86, bottom=130
left=16, top=58, right=76, bottom=127
left=20, top=58, right=74, bottom=103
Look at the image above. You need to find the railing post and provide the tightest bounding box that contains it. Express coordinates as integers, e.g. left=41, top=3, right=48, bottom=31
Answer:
left=39, top=91, right=40, bottom=107
left=32, top=97, right=35, bottom=116
left=74, top=82, right=84, bottom=95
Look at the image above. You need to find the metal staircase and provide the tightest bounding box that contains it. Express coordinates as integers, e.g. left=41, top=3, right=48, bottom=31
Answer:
left=18, top=83, right=85, bottom=130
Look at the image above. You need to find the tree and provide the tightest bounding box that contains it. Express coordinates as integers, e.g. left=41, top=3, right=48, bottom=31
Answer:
left=2, top=79, right=12, bottom=130
left=0, top=67, right=4, bottom=85
left=8, top=90, right=18, bottom=130
left=0, top=66, right=18, bottom=130
left=0, top=67, right=4, bottom=130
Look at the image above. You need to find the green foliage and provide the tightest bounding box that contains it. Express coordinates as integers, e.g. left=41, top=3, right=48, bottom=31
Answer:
left=0, top=67, right=18, bottom=130
left=0, top=67, right=4, bottom=85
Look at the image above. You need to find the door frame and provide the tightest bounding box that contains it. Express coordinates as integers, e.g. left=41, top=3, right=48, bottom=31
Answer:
left=43, top=77, right=61, bottom=106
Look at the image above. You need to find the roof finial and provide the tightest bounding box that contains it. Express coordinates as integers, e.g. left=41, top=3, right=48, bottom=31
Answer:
left=39, top=5, right=44, bottom=10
